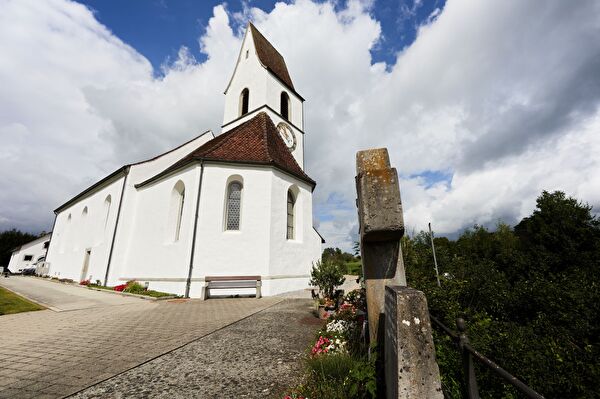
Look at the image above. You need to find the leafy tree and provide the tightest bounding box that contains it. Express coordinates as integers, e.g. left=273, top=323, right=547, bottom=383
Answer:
left=322, top=247, right=361, bottom=274
left=404, top=191, right=600, bottom=398
left=0, top=229, right=38, bottom=267
left=310, top=260, right=346, bottom=299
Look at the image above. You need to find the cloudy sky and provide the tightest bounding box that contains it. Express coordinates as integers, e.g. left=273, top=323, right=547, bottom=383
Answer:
left=1, top=0, right=599, bottom=251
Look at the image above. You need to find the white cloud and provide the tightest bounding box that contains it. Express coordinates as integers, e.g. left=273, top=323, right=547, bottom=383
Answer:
left=1, top=0, right=599, bottom=253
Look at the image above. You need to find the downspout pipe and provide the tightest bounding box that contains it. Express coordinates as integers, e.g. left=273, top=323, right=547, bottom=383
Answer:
left=104, top=167, right=130, bottom=286
left=185, top=161, right=205, bottom=298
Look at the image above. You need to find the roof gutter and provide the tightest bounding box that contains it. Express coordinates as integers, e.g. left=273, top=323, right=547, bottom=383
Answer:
left=103, top=166, right=130, bottom=286
left=54, top=167, right=128, bottom=214
left=185, top=161, right=205, bottom=298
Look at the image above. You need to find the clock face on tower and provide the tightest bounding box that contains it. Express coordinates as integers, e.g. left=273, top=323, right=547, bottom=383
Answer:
left=277, top=122, right=296, bottom=151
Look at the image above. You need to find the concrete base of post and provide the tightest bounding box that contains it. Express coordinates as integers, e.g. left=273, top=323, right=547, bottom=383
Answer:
left=384, top=286, right=443, bottom=399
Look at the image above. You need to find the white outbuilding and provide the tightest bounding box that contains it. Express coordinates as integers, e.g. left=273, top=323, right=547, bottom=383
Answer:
left=7, top=233, right=52, bottom=274
left=45, top=23, right=324, bottom=297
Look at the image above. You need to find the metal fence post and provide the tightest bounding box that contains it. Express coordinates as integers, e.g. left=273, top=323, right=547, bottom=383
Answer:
left=457, top=318, right=480, bottom=399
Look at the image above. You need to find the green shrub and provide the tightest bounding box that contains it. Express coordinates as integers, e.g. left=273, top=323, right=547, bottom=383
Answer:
left=123, top=281, right=146, bottom=294
left=310, top=260, right=345, bottom=299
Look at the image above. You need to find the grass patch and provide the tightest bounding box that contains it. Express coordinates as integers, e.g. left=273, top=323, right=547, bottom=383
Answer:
left=0, top=286, right=44, bottom=315
left=292, top=353, right=377, bottom=399
left=345, top=261, right=362, bottom=275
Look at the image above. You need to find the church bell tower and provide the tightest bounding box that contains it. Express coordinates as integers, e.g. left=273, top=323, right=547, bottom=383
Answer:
left=221, top=23, right=305, bottom=169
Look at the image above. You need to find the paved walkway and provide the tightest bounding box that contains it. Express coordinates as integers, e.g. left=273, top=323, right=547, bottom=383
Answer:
left=0, top=277, right=139, bottom=311
left=73, top=299, right=321, bottom=398
left=0, top=278, right=291, bottom=398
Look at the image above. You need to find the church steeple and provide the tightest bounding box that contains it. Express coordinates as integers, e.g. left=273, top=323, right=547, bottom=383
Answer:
left=221, top=23, right=305, bottom=169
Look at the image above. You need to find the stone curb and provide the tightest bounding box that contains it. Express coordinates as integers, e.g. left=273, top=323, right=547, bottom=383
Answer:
left=85, top=286, right=179, bottom=301
left=32, top=276, right=179, bottom=302
left=0, top=283, right=58, bottom=312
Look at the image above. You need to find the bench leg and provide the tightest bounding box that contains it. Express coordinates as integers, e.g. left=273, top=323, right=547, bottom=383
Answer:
left=256, top=281, right=262, bottom=299
left=200, top=282, right=209, bottom=300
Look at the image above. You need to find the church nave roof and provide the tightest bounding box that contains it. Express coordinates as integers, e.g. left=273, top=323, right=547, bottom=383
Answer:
left=138, top=112, right=315, bottom=188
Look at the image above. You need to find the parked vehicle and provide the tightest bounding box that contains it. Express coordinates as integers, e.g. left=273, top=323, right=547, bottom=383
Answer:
left=22, top=267, right=36, bottom=276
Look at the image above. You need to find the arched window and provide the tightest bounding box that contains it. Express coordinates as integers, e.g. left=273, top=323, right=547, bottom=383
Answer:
left=280, top=92, right=290, bottom=121
left=240, top=88, right=249, bottom=116
left=225, top=181, right=243, bottom=230
left=103, top=195, right=112, bottom=230
left=82, top=206, right=88, bottom=218
left=170, top=181, right=185, bottom=242
left=287, top=190, right=295, bottom=239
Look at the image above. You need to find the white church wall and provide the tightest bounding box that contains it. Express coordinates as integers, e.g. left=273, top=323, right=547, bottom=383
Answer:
left=222, top=29, right=268, bottom=127
left=102, top=132, right=212, bottom=287
left=188, top=163, right=273, bottom=297
left=7, top=234, right=51, bottom=273
left=222, top=29, right=305, bottom=169
left=45, top=175, right=125, bottom=283
left=264, top=73, right=303, bottom=129
left=266, top=170, right=321, bottom=296
left=112, top=164, right=200, bottom=296
left=45, top=132, right=213, bottom=286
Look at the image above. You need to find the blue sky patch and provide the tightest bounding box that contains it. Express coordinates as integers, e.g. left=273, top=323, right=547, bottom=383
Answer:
left=409, top=169, right=453, bottom=189
left=77, top=0, right=446, bottom=72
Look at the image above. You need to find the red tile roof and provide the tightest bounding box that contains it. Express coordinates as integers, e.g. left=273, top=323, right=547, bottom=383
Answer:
left=249, top=23, right=295, bottom=90
left=140, top=112, right=315, bottom=187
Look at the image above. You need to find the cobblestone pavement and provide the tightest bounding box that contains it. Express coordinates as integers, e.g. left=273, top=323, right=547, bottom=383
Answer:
left=73, top=299, right=322, bottom=399
left=0, top=282, right=284, bottom=399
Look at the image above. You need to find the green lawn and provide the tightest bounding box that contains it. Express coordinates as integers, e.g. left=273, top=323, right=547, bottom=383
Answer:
left=345, top=261, right=362, bottom=275
left=0, top=286, right=44, bottom=315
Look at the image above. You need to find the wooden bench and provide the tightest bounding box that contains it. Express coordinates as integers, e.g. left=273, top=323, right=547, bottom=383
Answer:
left=201, top=275, right=261, bottom=300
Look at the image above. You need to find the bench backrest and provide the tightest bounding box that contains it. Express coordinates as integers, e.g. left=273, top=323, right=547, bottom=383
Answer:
left=205, top=275, right=261, bottom=282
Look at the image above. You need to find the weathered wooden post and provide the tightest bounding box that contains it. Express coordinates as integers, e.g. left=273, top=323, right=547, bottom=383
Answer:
left=356, top=148, right=406, bottom=344
left=356, top=148, right=443, bottom=399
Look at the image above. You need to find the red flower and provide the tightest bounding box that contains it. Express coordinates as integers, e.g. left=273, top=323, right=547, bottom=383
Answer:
left=114, top=284, right=127, bottom=292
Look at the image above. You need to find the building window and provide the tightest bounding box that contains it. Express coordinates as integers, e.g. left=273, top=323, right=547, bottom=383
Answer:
left=287, top=190, right=295, bottom=239
left=23, top=255, right=33, bottom=261
left=280, top=92, right=290, bottom=121
left=225, top=181, right=243, bottom=230
left=245, top=49, right=249, bottom=59
left=103, top=195, right=112, bottom=229
left=170, top=181, right=185, bottom=242
left=43, top=241, right=49, bottom=249
left=240, top=88, right=249, bottom=116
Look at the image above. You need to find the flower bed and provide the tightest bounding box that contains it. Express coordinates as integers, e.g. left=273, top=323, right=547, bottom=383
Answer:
left=285, top=288, right=377, bottom=398
left=87, top=281, right=177, bottom=298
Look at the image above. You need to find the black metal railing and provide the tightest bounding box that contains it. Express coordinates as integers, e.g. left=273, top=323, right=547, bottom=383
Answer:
left=429, top=314, right=545, bottom=399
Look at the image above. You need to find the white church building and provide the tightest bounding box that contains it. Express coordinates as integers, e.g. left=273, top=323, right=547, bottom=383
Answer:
left=45, top=23, right=323, bottom=298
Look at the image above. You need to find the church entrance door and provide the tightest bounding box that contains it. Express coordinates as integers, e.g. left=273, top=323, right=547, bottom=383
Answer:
left=80, top=249, right=91, bottom=282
